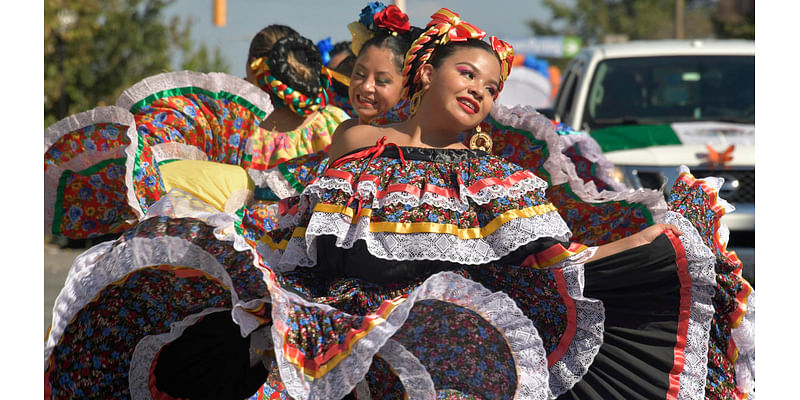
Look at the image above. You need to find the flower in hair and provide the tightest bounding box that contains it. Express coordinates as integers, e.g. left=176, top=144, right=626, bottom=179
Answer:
left=374, top=5, right=410, bottom=34
left=358, top=2, right=387, bottom=30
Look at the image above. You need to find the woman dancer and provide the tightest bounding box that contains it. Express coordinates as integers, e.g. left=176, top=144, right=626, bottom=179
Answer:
left=249, top=8, right=731, bottom=399
left=244, top=3, right=423, bottom=204
left=245, top=25, right=349, bottom=169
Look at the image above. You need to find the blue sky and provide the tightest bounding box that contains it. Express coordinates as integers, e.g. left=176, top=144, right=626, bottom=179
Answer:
left=164, top=0, right=551, bottom=76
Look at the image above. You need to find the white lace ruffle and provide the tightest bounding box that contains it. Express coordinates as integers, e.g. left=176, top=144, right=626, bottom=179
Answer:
left=45, top=191, right=272, bottom=369
left=271, top=271, right=551, bottom=400
left=665, top=211, right=717, bottom=400
left=44, top=106, right=139, bottom=229
left=489, top=104, right=668, bottom=225
left=150, top=142, right=209, bottom=164
left=248, top=167, right=301, bottom=199
left=267, top=209, right=573, bottom=272
left=547, top=264, right=605, bottom=397
left=307, top=170, right=549, bottom=213
left=732, top=291, right=755, bottom=394
left=557, top=132, right=628, bottom=192
left=376, top=339, right=436, bottom=399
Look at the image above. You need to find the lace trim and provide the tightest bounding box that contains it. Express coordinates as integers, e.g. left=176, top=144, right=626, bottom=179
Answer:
left=45, top=194, right=271, bottom=367
left=732, top=291, right=755, bottom=394
left=676, top=165, right=754, bottom=394
left=150, top=142, right=209, bottom=164
left=547, top=264, right=605, bottom=397
left=307, top=171, right=549, bottom=212
left=249, top=168, right=300, bottom=199
left=115, top=71, right=273, bottom=116
left=271, top=271, right=550, bottom=400
left=128, top=308, right=231, bottom=400
left=665, top=211, right=717, bottom=400
left=376, top=339, right=436, bottom=399
left=44, top=106, right=138, bottom=228
left=43, top=236, right=256, bottom=367
left=268, top=210, right=572, bottom=272
left=489, top=104, right=668, bottom=223
left=557, top=132, right=628, bottom=193
left=44, top=105, right=135, bottom=151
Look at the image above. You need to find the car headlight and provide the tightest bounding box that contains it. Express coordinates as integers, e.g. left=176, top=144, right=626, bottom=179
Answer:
left=611, top=166, right=627, bottom=184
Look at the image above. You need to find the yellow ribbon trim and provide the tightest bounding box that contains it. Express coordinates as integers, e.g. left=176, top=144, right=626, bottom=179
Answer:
left=313, top=202, right=558, bottom=238
left=321, top=66, right=350, bottom=87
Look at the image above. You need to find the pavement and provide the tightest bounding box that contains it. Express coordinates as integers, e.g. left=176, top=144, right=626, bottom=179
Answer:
left=44, top=236, right=85, bottom=338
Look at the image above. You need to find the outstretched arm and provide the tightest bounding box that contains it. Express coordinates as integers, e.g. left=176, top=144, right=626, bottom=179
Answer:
left=587, top=224, right=682, bottom=262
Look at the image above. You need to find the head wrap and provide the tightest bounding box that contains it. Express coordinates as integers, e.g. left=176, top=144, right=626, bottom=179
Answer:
left=402, top=8, right=514, bottom=99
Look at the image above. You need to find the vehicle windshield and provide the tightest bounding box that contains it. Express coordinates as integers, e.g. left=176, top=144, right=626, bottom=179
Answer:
left=585, top=55, right=754, bottom=130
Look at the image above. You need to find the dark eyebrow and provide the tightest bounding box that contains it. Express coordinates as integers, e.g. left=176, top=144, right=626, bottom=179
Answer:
left=456, top=61, right=499, bottom=87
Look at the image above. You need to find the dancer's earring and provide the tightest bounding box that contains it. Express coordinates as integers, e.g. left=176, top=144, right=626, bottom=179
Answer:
left=409, top=89, right=425, bottom=116
left=469, top=124, right=493, bottom=153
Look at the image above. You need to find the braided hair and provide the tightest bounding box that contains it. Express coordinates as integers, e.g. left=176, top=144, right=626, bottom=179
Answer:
left=248, top=24, right=299, bottom=61
left=250, top=34, right=330, bottom=116
left=267, top=35, right=323, bottom=98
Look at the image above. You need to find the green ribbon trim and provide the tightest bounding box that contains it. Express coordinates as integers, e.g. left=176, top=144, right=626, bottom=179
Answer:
left=128, top=87, right=268, bottom=120
left=156, top=158, right=181, bottom=167
left=52, top=158, right=126, bottom=235
left=233, top=206, right=246, bottom=237
left=589, top=124, right=681, bottom=153
left=278, top=163, right=306, bottom=194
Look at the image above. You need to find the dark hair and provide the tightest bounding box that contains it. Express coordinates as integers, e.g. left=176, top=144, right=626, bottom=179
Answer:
left=331, top=54, right=356, bottom=98
left=358, top=26, right=424, bottom=74
left=248, top=24, right=299, bottom=61
left=332, top=41, right=354, bottom=59
left=267, top=35, right=323, bottom=97
left=429, top=39, right=499, bottom=70
left=404, top=37, right=500, bottom=99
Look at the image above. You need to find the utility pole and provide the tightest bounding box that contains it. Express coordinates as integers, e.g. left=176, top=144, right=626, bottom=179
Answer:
left=213, top=0, right=226, bottom=27
left=675, top=0, right=685, bottom=39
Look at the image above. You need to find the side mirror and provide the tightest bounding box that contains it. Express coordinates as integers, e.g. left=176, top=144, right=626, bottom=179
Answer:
left=536, top=108, right=558, bottom=121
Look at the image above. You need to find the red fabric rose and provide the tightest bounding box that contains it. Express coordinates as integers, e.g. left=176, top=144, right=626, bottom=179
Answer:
left=374, top=5, right=410, bottom=34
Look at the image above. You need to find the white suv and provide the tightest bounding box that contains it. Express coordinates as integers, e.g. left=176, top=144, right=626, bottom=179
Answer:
left=547, top=39, right=755, bottom=277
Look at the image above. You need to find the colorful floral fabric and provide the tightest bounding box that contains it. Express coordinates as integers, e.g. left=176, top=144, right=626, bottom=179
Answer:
left=45, top=266, right=232, bottom=398
left=246, top=106, right=349, bottom=170
left=129, top=90, right=266, bottom=214
left=45, top=121, right=138, bottom=238
left=668, top=170, right=755, bottom=399
left=547, top=184, right=654, bottom=246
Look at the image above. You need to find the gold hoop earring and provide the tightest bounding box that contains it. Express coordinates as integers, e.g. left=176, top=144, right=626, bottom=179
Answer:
left=469, top=125, right=493, bottom=153
left=409, top=89, right=424, bottom=116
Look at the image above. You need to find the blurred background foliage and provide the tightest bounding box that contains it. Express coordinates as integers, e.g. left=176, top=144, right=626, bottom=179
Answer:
left=44, top=0, right=753, bottom=129
left=44, top=0, right=229, bottom=128
left=529, top=0, right=754, bottom=43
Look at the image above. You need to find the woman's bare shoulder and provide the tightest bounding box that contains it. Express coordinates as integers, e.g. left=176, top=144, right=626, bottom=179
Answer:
left=328, top=123, right=384, bottom=161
